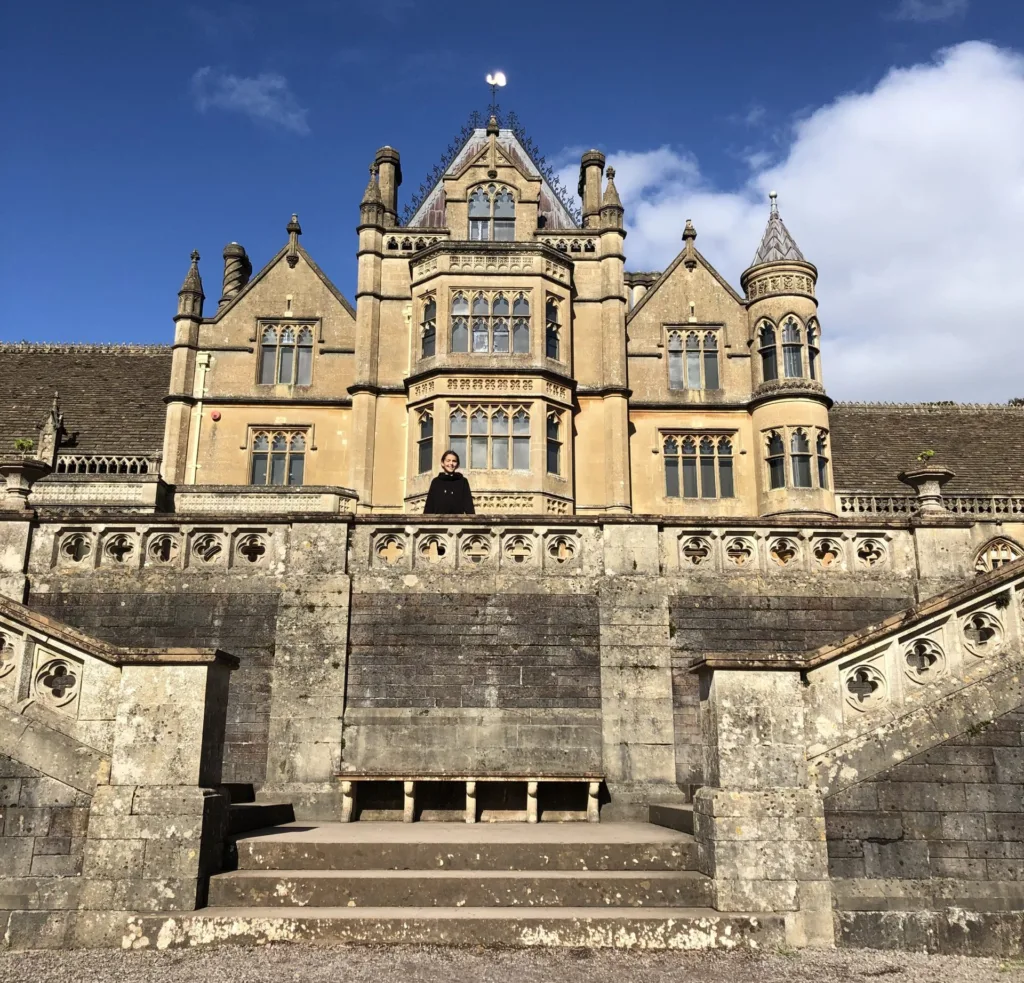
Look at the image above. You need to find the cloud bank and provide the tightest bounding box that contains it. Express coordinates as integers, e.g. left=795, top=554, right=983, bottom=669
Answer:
left=191, top=66, right=309, bottom=134
left=588, top=42, right=1024, bottom=402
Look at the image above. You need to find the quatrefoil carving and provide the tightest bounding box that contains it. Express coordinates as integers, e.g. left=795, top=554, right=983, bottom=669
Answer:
left=844, top=663, right=887, bottom=711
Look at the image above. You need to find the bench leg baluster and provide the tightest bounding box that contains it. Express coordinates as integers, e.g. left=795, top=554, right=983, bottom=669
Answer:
left=403, top=780, right=415, bottom=823
left=587, top=781, right=600, bottom=823
left=465, top=780, right=477, bottom=824
left=341, top=781, right=355, bottom=823
left=526, top=780, right=538, bottom=824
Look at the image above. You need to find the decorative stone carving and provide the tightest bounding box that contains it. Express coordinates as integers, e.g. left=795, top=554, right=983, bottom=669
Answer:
left=769, top=537, right=800, bottom=567
left=681, top=536, right=712, bottom=566
left=975, top=538, right=1023, bottom=573
left=856, top=538, right=886, bottom=567
left=146, top=533, right=181, bottom=565
left=33, top=655, right=81, bottom=711
left=459, top=533, right=492, bottom=566
left=813, top=538, right=842, bottom=568
left=374, top=534, right=406, bottom=566
left=416, top=534, right=450, bottom=565
left=236, top=534, right=267, bottom=564
left=501, top=534, right=535, bottom=566
left=903, top=637, right=945, bottom=683
left=545, top=534, right=578, bottom=566
left=723, top=538, right=753, bottom=567
left=0, top=631, right=16, bottom=678
left=191, top=533, right=224, bottom=564
left=961, top=610, right=1003, bottom=656
left=102, top=533, right=135, bottom=565
left=59, top=532, right=92, bottom=566
left=844, top=662, right=888, bottom=712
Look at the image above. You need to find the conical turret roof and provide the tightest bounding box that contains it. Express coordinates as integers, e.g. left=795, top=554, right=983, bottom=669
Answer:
left=179, top=250, right=204, bottom=296
left=751, top=192, right=805, bottom=266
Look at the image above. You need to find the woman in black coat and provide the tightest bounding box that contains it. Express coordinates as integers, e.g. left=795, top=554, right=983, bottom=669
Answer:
left=423, top=450, right=475, bottom=515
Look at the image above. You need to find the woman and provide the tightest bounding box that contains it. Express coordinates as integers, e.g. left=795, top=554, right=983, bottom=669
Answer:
left=423, top=450, right=475, bottom=515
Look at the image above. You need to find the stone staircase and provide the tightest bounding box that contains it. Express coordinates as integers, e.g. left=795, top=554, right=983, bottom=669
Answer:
left=122, top=821, right=785, bottom=950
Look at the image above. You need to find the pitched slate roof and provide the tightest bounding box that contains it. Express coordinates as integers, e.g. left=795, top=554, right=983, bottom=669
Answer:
left=0, top=344, right=172, bottom=455
left=751, top=193, right=805, bottom=266
left=830, top=402, right=1024, bottom=495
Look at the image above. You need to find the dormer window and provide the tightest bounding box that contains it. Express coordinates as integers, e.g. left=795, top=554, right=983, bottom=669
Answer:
left=469, top=184, right=515, bottom=242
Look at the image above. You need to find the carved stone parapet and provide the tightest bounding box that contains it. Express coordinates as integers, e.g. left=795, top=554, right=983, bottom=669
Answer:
left=751, top=378, right=827, bottom=403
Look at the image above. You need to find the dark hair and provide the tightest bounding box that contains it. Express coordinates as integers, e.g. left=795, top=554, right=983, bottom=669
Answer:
left=441, top=449, right=460, bottom=466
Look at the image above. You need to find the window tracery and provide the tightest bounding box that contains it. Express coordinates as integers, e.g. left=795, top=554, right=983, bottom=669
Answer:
left=668, top=330, right=720, bottom=390
left=451, top=290, right=530, bottom=354
left=547, top=412, right=562, bottom=475
left=250, top=430, right=307, bottom=486
left=259, top=324, right=314, bottom=386
left=449, top=405, right=530, bottom=471
left=975, top=538, right=1023, bottom=573
left=468, top=184, right=516, bottom=241
left=421, top=297, right=437, bottom=358
left=417, top=411, right=434, bottom=474
left=545, top=298, right=561, bottom=361
left=763, top=426, right=829, bottom=491
left=663, top=434, right=734, bottom=499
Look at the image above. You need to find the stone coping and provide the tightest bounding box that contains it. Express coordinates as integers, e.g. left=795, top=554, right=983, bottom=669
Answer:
left=0, top=595, right=239, bottom=669
left=175, top=484, right=358, bottom=496
left=37, top=473, right=163, bottom=484
left=691, top=555, right=1024, bottom=674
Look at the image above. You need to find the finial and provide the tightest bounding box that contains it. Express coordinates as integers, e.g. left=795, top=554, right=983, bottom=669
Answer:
left=683, top=219, right=697, bottom=270
left=487, top=113, right=499, bottom=135
left=190, top=249, right=200, bottom=263
left=606, top=167, right=616, bottom=179
left=286, top=213, right=302, bottom=268
left=769, top=191, right=779, bottom=216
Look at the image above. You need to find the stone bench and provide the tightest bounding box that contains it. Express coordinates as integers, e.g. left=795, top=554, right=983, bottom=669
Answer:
left=336, top=773, right=603, bottom=824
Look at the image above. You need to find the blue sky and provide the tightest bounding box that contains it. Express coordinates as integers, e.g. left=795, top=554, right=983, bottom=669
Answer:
left=2, top=0, right=1023, bottom=399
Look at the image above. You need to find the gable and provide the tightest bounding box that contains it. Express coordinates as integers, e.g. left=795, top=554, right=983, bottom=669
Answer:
left=406, top=126, right=580, bottom=231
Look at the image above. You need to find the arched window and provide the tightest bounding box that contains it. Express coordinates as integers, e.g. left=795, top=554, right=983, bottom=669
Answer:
left=547, top=412, right=562, bottom=475
left=681, top=437, right=699, bottom=498
left=278, top=328, right=296, bottom=384
left=470, top=409, right=489, bottom=469
left=491, top=294, right=510, bottom=353
left=472, top=292, right=489, bottom=353
left=513, top=293, right=530, bottom=353
left=767, top=431, right=786, bottom=489
left=816, top=431, right=829, bottom=489
left=491, top=409, right=509, bottom=468
left=296, top=328, right=314, bottom=385
left=468, top=184, right=516, bottom=241
left=975, top=538, right=1023, bottom=573
left=421, top=298, right=437, bottom=358
left=512, top=409, right=530, bottom=469
left=668, top=332, right=684, bottom=389
left=449, top=409, right=468, bottom=464
left=703, top=331, right=720, bottom=389
left=699, top=437, right=717, bottom=499
left=451, top=293, right=469, bottom=352
left=259, top=326, right=277, bottom=384
left=791, top=429, right=812, bottom=487
left=664, top=437, right=680, bottom=498
left=718, top=437, right=734, bottom=498
left=251, top=430, right=306, bottom=486
left=545, top=299, right=560, bottom=360
left=807, top=321, right=820, bottom=381
left=417, top=412, right=433, bottom=474
left=759, top=323, right=778, bottom=383
left=782, top=319, right=803, bottom=378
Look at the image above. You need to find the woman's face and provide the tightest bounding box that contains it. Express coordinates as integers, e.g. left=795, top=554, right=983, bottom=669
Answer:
left=441, top=454, right=459, bottom=473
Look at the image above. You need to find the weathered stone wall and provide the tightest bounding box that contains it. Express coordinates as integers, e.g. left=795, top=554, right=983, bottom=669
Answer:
left=826, top=707, right=1024, bottom=882
left=0, top=754, right=90, bottom=884
left=28, top=591, right=279, bottom=785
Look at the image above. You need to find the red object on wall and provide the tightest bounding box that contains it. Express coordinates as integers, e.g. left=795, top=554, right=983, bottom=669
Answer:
left=211, top=411, right=221, bottom=422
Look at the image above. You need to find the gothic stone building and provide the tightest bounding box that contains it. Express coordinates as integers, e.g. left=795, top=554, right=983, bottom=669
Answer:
left=1, top=116, right=1024, bottom=953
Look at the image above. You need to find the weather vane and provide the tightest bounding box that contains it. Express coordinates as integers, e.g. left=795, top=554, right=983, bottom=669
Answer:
left=486, top=71, right=506, bottom=116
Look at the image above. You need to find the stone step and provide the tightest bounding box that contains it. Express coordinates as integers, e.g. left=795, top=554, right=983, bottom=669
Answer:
left=126, top=907, right=784, bottom=950
left=232, top=821, right=698, bottom=872
left=649, top=803, right=694, bottom=835
left=208, top=868, right=713, bottom=909
left=227, top=803, right=296, bottom=836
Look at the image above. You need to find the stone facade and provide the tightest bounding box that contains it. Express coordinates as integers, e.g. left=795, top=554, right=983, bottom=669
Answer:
left=0, top=109, right=1023, bottom=954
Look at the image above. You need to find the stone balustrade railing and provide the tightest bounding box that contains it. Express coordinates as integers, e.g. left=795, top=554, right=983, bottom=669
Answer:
left=837, top=491, right=1024, bottom=518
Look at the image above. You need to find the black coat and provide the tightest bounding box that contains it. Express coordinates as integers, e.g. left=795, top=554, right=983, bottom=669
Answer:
left=423, top=471, right=475, bottom=515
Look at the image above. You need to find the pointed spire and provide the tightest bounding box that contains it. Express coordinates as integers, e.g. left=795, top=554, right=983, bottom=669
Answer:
left=602, top=167, right=622, bottom=208
left=362, top=163, right=383, bottom=205
left=179, top=250, right=203, bottom=295
left=287, top=214, right=302, bottom=268
left=177, top=250, right=205, bottom=319
left=752, top=191, right=805, bottom=266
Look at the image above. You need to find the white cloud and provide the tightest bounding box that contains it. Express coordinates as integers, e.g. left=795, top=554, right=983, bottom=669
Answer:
left=191, top=67, right=310, bottom=135
left=893, top=0, right=968, bottom=23
left=590, top=41, right=1024, bottom=402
